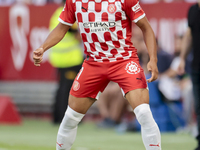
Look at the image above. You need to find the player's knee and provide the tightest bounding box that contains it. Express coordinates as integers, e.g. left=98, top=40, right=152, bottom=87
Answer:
left=56, top=107, right=84, bottom=150
left=60, top=106, right=84, bottom=130
left=134, top=104, right=156, bottom=129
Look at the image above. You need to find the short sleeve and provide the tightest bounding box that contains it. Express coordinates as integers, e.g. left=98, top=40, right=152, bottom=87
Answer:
left=58, top=0, right=76, bottom=26
left=124, top=0, right=145, bottom=23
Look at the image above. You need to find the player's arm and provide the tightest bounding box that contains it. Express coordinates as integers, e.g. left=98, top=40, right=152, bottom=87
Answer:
left=136, top=16, right=158, bottom=83
left=33, top=22, right=70, bottom=66
left=177, top=27, right=192, bottom=75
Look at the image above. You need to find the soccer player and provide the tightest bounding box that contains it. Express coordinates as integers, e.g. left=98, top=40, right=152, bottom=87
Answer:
left=33, top=0, right=161, bottom=150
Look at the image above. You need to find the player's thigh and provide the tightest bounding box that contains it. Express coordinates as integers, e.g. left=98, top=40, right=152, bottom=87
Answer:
left=125, top=88, right=149, bottom=110
left=68, top=94, right=96, bottom=114
left=70, top=61, right=109, bottom=99
left=109, top=58, right=147, bottom=96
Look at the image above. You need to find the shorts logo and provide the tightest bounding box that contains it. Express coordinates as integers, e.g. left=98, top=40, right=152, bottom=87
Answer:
left=73, top=81, right=80, bottom=91
left=107, top=4, right=116, bottom=14
left=125, top=61, right=140, bottom=74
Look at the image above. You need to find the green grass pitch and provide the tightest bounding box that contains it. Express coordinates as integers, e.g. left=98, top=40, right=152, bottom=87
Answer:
left=0, top=118, right=197, bottom=150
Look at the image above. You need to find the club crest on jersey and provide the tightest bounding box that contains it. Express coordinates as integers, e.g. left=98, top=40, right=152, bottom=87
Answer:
left=107, top=4, right=117, bottom=14
left=73, top=81, right=80, bottom=91
left=125, top=61, right=140, bottom=74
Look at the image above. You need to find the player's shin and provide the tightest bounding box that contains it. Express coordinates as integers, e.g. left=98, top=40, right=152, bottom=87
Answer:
left=134, top=104, right=161, bottom=150
left=56, top=106, right=84, bottom=150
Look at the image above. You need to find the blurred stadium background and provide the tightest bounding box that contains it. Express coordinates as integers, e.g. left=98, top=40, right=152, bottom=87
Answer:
left=0, top=1, right=198, bottom=150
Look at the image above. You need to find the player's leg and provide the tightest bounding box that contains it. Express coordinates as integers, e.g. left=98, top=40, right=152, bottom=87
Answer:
left=56, top=61, right=109, bottom=150
left=56, top=95, right=96, bottom=150
left=108, top=58, right=161, bottom=149
left=126, top=89, right=161, bottom=150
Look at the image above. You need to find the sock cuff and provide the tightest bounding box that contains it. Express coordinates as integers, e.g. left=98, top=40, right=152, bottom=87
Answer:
left=133, top=103, right=150, bottom=116
left=65, top=106, right=85, bottom=122
left=134, top=103, right=156, bottom=129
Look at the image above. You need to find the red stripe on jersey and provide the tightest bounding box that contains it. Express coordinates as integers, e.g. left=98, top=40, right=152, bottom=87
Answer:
left=94, top=55, right=101, bottom=60
left=84, top=44, right=87, bottom=52
left=125, top=38, right=133, bottom=46
left=81, top=33, right=87, bottom=42
left=109, top=26, right=116, bottom=32
left=91, top=33, right=99, bottom=42
left=104, top=32, right=112, bottom=41
left=112, top=41, right=120, bottom=48
left=115, top=12, right=122, bottom=21
left=117, top=30, right=123, bottom=39
left=101, top=58, right=109, bottom=62
left=77, top=13, right=82, bottom=22
left=95, top=2, right=102, bottom=12
left=121, top=51, right=129, bottom=57
left=84, top=28, right=90, bottom=33
left=110, top=49, right=118, bottom=56
left=102, top=12, right=108, bottom=22
left=121, top=20, right=128, bottom=29
left=89, top=43, right=96, bottom=52
left=99, top=52, right=106, bottom=57
left=89, top=13, right=95, bottom=22
left=100, top=42, right=109, bottom=51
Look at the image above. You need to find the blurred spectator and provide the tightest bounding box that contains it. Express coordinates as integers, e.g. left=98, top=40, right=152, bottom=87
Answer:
left=157, top=42, right=173, bottom=75
left=159, top=35, right=195, bottom=131
left=49, top=1, right=84, bottom=123
left=158, top=35, right=183, bottom=102
left=175, top=35, right=195, bottom=131
left=97, top=82, right=128, bottom=128
left=178, top=2, right=200, bottom=150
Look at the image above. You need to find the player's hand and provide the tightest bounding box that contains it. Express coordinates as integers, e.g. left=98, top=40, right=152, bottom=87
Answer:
left=177, top=58, right=185, bottom=75
left=146, top=60, right=158, bottom=83
left=33, top=48, right=44, bottom=66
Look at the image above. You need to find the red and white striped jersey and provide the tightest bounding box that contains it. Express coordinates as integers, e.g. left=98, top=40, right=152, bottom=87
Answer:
left=59, top=0, right=145, bottom=62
